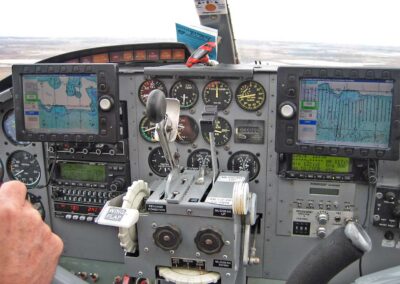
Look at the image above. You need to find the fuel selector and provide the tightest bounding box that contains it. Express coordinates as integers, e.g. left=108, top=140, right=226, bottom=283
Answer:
left=153, top=226, right=182, bottom=251
left=195, top=228, right=224, bottom=255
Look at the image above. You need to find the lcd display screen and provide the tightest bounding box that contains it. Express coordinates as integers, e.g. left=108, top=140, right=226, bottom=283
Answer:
left=292, top=154, right=351, bottom=173
left=22, top=74, right=99, bottom=134
left=60, top=163, right=106, bottom=182
left=298, top=78, right=393, bottom=148
left=310, top=187, right=339, bottom=196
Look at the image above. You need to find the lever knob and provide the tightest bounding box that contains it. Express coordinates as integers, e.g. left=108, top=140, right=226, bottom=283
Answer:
left=146, top=89, right=166, bottom=123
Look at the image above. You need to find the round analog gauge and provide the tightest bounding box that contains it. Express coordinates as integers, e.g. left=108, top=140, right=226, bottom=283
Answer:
left=2, top=110, right=30, bottom=146
left=187, top=149, right=213, bottom=169
left=138, top=79, right=167, bottom=105
left=202, top=80, right=232, bottom=110
left=235, top=80, right=267, bottom=111
left=201, top=117, right=232, bottom=146
left=139, top=116, right=158, bottom=143
left=177, top=115, right=199, bottom=144
left=27, top=193, right=45, bottom=220
left=0, top=159, right=4, bottom=182
left=170, top=79, right=199, bottom=109
left=148, top=147, right=171, bottom=177
left=227, top=151, right=260, bottom=181
left=7, top=151, right=41, bottom=188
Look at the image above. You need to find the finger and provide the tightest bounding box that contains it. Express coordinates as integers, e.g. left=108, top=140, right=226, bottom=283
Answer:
left=0, top=181, right=27, bottom=207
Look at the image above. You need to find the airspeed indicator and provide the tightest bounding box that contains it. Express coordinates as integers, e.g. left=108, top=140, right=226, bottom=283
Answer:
left=235, top=80, right=266, bottom=111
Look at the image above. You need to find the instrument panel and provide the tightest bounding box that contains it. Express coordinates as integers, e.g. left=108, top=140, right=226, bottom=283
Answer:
left=0, top=44, right=399, bottom=284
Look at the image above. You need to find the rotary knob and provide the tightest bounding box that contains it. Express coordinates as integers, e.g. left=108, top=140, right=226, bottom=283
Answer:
left=385, top=192, right=396, bottom=202
left=99, top=96, right=114, bottom=111
left=110, top=177, right=125, bottom=191
left=317, top=213, right=329, bottom=225
left=317, top=227, right=327, bottom=239
left=279, top=102, right=296, bottom=119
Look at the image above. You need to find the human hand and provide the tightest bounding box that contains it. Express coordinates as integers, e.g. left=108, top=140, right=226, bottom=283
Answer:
left=0, top=181, right=63, bottom=284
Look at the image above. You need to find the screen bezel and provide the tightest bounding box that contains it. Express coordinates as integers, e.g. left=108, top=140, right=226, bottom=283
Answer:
left=12, top=63, right=120, bottom=143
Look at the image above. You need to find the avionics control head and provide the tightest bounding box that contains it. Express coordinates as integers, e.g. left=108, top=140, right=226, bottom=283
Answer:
left=12, top=64, right=120, bottom=143
left=276, top=67, right=400, bottom=160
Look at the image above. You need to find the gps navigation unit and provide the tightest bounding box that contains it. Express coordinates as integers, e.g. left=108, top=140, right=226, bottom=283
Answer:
left=12, top=64, right=120, bottom=143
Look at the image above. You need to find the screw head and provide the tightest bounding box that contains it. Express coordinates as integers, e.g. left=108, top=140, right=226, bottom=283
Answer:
left=223, top=255, right=228, bottom=259
left=225, top=240, right=231, bottom=246
left=138, top=271, right=143, bottom=277
left=152, top=222, right=157, bottom=228
left=169, top=250, right=175, bottom=255
left=226, top=273, right=231, bottom=277
left=144, top=247, right=149, bottom=252
left=195, top=252, right=201, bottom=257
left=186, top=209, right=192, bottom=215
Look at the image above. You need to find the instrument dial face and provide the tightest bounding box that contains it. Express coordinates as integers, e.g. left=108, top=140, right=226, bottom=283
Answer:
left=202, top=80, right=232, bottom=110
left=170, top=80, right=199, bottom=109
left=187, top=149, right=213, bottom=169
left=227, top=151, right=260, bottom=181
left=235, top=80, right=267, bottom=111
left=7, top=151, right=41, bottom=188
left=139, top=116, right=158, bottom=143
left=177, top=115, right=199, bottom=144
left=201, top=117, right=232, bottom=146
left=148, top=147, right=171, bottom=177
left=138, top=79, right=167, bottom=105
left=2, top=110, right=30, bottom=146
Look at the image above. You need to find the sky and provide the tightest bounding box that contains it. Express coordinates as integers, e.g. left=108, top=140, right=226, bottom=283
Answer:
left=1, top=0, right=400, bottom=47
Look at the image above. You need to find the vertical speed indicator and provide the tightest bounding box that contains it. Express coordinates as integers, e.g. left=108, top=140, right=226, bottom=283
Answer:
left=235, top=80, right=266, bottom=111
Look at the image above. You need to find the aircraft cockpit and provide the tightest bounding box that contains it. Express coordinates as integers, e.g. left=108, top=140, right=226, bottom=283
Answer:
left=0, top=1, right=400, bottom=283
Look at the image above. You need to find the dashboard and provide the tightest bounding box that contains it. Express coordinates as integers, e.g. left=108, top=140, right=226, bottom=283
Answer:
left=0, top=42, right=400, bottom=284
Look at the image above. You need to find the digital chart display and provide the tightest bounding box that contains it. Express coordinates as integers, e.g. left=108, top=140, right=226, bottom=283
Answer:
left=298, top=78, right=393, bottom=148
left=22, top=74, right=99, bottom=134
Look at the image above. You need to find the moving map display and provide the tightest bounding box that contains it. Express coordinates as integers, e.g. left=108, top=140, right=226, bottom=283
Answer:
left=298, top=78, right=393, bottom=148
left=22, top=74, right=99, bottom=134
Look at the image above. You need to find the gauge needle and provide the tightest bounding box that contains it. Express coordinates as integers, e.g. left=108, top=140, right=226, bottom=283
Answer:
left=15, top=170, right=24, bottom=176
left=216, top=84, right=219, bottom=98
left=144, top=126, right=157, bottom=132
left=238, top=94, right=256, bottom=98
left=214, top=130, right=222, bottom=134
left=182, top=94, right=186, bottom=105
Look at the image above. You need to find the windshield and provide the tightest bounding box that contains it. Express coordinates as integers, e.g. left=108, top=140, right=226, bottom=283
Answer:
left=2, top=0, right=400, bottom=81
left=230, top=0, right=400, bottom=66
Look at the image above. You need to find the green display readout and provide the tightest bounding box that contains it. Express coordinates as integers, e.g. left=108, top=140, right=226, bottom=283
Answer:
left=292, top=154, right=350, bottom=173
left=60, top=163, right=106, bottom=182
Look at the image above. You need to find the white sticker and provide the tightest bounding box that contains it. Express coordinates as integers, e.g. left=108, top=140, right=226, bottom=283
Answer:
left=382, top=239, right=395, bottom=248
left=194, top=0, right=227, bottom=15
left=217, top=175, right=245, bottom=183
left=205, top=197, right=232, bottom=206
